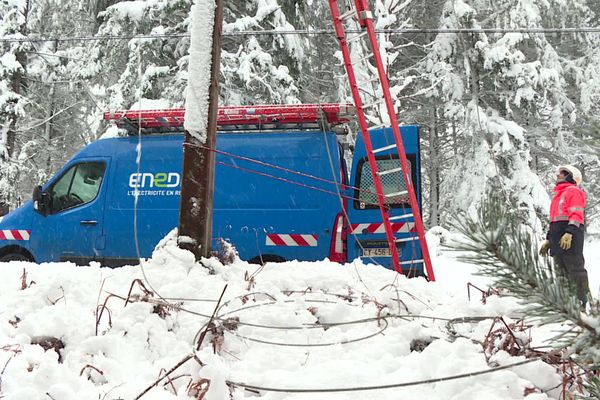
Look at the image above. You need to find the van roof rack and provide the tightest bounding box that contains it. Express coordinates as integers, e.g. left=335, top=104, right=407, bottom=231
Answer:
left=103, top=104, right=355, bottom=134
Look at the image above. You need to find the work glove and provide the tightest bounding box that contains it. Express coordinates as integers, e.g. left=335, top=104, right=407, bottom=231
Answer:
left=559, top=233, right=573, bottom=250
left=539, top=240, right=551, bottom=256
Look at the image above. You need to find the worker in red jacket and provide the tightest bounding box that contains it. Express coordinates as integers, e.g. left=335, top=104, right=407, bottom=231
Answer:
left=539, top=165, right=588, bottom=307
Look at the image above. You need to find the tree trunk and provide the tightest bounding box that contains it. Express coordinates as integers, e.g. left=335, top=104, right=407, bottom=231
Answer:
left=428, top=106, right=439, bottom=227
left=44, top=41, right=58, bottom=170
left=452, top=119, right=457, bottom=156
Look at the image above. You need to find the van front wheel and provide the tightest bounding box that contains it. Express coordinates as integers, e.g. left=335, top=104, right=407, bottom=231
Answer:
left=0, top=253, right=31, bottom=262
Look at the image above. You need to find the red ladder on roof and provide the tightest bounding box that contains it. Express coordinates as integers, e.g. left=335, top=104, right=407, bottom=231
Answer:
left=328, top=0, right=435, bottom=280
left=104, top=104, right=355, bottom=129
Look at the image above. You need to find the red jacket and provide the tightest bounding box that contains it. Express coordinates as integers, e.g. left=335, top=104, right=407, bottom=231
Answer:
left=549, top=182, right=586, bottom=226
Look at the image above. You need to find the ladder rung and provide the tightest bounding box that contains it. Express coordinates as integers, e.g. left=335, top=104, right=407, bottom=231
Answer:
left=372, top=144, right=396, bottom=154
left=389, top=213, right=413, bottom=221
left=347, top=30, right=368, bottom=43
left=377, top=167, right=402, bottom=176
left=395, top=236, right=418, bottom=243
left=399, top=259, right=424, bottom=265
left=385, top=190, right=408, bottom=198
left=338, top=8, right=356, bottom=21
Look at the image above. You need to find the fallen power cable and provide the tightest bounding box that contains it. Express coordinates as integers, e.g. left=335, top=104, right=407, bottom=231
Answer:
left=226, top=357, right=543, bottom=393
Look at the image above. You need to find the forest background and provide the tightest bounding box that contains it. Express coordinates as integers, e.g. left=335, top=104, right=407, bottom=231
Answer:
left=0, top=0, right=598, bottom=236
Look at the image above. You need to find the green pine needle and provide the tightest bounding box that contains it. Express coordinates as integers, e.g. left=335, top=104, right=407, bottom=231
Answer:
left=448, top=192, right=600, bottom=365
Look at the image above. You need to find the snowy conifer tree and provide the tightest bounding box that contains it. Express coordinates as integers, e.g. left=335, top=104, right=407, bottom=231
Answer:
left=221, top=0, right=302, bottom=104
left=15, top=0, right=103, bottom=193
left=0, top=0, right=31, bottom=214
left=406, top=0, right=599, bottom=232
left=77, top=0, right=191, bottom=112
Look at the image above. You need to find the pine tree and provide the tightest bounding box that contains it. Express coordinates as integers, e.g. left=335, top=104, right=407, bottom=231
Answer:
left=16, top=0, right=102, bottom=195
left=221, top=0, right=302, bottom=104
left=78, top=0, right=191, bottom=111
left=0, top=0, right=32, bottom=214
left=294, top=0, right=340, bottom=104
left=398, top=0, right=600, bottom=230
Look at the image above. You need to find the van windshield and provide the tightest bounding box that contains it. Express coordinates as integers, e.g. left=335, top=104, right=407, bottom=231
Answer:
left=49, top=162, right=106, bottom=213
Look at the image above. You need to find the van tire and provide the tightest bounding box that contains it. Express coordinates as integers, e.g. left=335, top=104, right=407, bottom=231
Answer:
left=0, top=252, right=32, bottom=262
left=248, top=254, right=286, bottom=265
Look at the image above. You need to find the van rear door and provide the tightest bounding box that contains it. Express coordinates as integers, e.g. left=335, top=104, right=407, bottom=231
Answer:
left=346, top=126, right=423, bottom=275
left=31, top=158, right=110, bottom=264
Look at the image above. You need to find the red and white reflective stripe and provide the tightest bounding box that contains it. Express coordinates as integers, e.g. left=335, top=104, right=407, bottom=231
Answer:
left=266, top=234, right=318, bottom=247
left=0, top=230, right=31, bottom=241
left=350, top=222, right=415, bottom=234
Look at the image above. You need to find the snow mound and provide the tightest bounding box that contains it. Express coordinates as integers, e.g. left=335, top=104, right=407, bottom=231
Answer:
left=0, top=236, right=572, bottom=399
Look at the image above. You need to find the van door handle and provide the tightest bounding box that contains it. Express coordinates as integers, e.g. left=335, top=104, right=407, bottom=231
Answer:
left=80, top=220, right=98, bottom=226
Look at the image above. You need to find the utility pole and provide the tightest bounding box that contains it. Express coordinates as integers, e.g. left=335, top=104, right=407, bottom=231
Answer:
left=178, top=0, right=224, bottom=260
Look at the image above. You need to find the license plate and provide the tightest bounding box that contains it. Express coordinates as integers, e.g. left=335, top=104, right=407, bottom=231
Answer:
left=362, top=247, right=392, bottom=257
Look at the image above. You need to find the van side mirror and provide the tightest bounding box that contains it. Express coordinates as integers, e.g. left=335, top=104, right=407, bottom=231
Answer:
left=32, top=185, right=50, bottom=216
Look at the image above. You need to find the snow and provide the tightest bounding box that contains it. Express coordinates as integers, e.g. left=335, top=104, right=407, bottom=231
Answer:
left=224, top=16, right=260, bottom=33
left=101, top=99, right=171, bottom=139
left=102, top=1, right=152, bottom=22
left=0, top=52, right=23, bottom=74
left=255, top=1, right=280, bottom=21
left=184, top=0, right=217, bottom=143
left=144, top=65, right=170, bottom=81
left=130, top=98, right=170, bottom=111
left=1, top=229, right=598, bottom=399
left=452, top=0, right=476, bottom=19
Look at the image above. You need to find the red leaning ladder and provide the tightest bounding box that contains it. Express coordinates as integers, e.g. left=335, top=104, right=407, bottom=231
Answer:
left=328, top=0, right=436, bottom=280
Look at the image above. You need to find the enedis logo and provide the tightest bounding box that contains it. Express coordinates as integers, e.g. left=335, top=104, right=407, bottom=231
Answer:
left=128, top=172, right=181, bottom=196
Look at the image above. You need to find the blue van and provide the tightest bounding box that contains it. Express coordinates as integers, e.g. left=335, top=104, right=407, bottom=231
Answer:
left=0, top=105, right=424, bottom=274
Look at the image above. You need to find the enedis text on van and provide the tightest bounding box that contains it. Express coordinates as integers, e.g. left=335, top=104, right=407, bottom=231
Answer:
left=127, top=172, right=181, bottom=197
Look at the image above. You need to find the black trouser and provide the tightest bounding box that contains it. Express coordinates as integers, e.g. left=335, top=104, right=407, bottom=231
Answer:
left=548, top=222, right=588, bottom=306
left=553, top=253, right=589, bottom=306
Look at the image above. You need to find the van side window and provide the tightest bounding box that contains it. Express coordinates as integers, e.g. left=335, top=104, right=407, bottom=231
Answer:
left=49, top=162, right=106, bottom=214
left=355, top=155, right=415, bottom=210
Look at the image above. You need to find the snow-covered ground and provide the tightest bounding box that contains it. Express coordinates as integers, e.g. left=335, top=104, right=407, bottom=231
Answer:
left=0, top=233, right=598, bottom=400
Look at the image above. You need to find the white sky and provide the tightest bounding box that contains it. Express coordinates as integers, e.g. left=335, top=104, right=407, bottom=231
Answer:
left=0, top=231, right=597, bottom=399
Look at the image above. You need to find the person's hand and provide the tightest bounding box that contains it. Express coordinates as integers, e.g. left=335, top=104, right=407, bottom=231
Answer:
left=559, top=233, right=573, bottom=250
left=539, top=240, right=550, bottom=256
